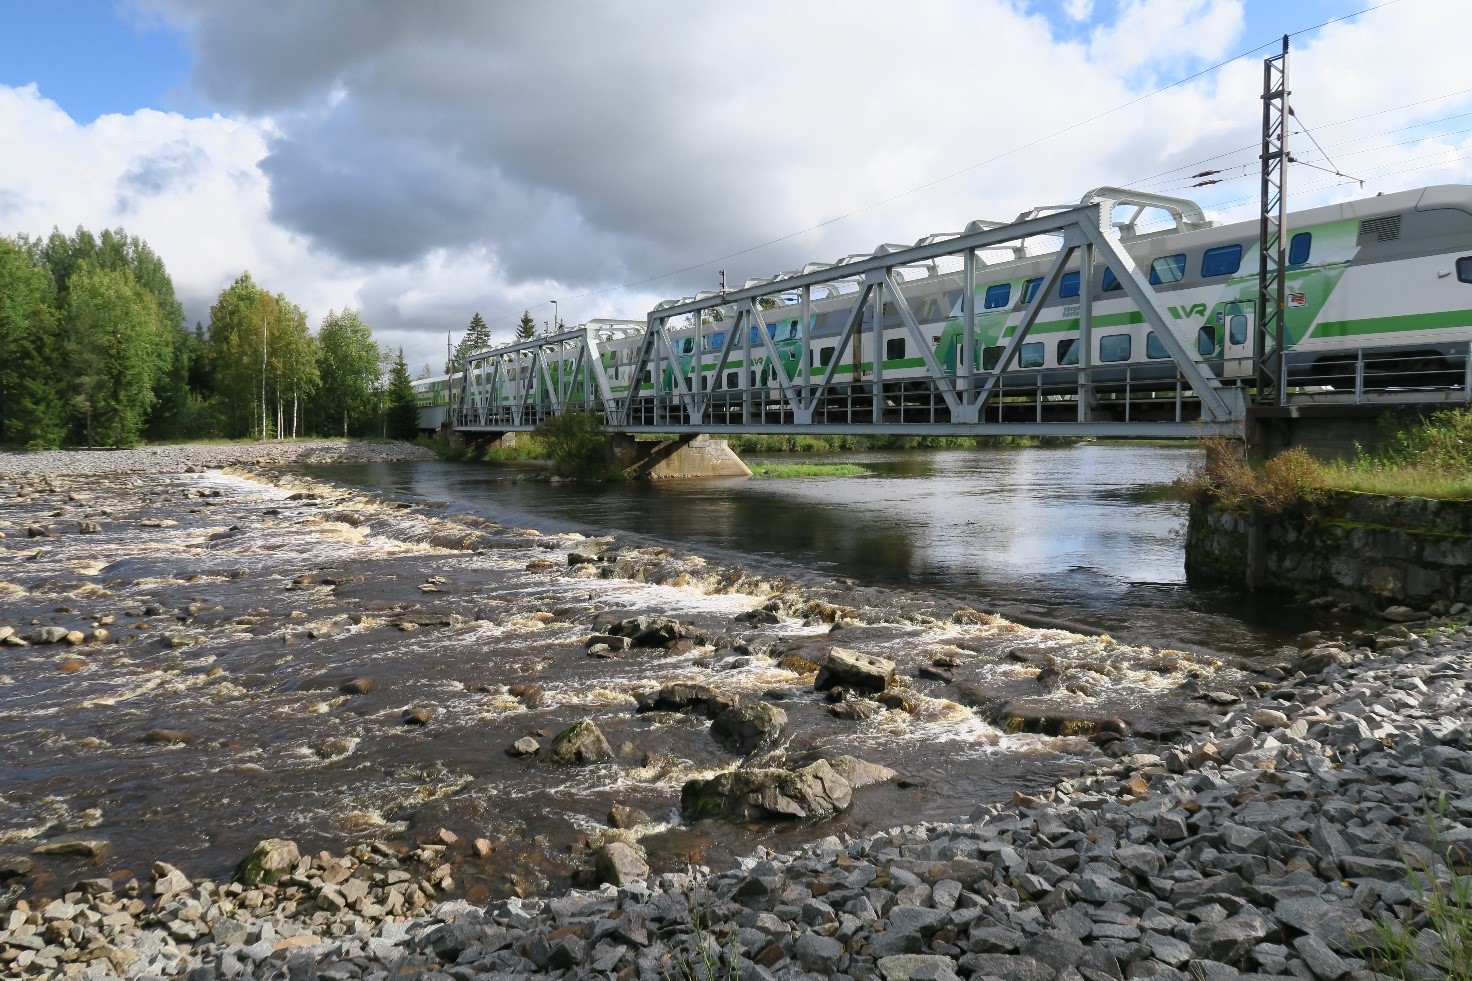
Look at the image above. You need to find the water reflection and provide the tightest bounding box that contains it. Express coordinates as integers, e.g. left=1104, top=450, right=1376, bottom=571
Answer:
left=307, top=444, right=1323, bottom=656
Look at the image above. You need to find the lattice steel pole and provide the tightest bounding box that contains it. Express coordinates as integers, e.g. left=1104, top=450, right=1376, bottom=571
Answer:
left=1257, top=35, right=1290, bottom=404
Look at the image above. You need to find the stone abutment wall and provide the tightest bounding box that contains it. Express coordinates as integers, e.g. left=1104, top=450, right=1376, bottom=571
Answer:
left=1186, top=492, right=1472, bottom=612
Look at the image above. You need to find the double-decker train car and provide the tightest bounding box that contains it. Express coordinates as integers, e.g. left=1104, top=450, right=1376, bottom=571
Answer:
left=445, top=184, right=1472, bottom=426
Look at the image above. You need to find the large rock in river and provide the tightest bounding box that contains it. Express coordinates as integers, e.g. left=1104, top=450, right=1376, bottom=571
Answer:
left=815, top=647, right=895, bottom=694
left=234, top=838, right=299, bottom=885
left=710, top=701, right=787, bottom=755
left=681, top=759, right=852, bottom=821
left=550, top=720, right=614, bottom=765
left=636, top=682, right=739, bottom=718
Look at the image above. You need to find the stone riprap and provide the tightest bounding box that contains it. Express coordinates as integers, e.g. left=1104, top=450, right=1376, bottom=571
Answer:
left=8, top=623, right=1472, bottom=978
left=0, top=440, right=434, bottom=478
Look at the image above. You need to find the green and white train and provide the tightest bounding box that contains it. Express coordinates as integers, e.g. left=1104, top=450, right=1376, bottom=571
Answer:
left=420, top=184, right=1472, bottom=428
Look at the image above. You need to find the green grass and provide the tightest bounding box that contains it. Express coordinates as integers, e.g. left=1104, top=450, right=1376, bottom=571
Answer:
left=748, top=463, right=868, bottom=479
left=1183, top=408, right=1472, bottom=508
left=1368, top=797, right=1472, bottom=978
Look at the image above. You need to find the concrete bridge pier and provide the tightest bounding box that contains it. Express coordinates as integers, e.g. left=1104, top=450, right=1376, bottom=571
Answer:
left=610, top=434, right=752, bottom=479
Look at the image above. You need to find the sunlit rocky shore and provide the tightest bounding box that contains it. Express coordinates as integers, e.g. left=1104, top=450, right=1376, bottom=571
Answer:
left=1, top=443, right=1460, bottom=979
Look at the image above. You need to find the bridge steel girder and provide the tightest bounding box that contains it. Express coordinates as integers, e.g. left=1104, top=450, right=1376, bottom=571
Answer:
left=452, top=190, right=1242, bottom=436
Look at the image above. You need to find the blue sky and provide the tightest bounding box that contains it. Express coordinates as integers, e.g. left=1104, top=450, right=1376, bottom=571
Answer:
left=0, top=2, right=194, bottom=120
left=1, top=0, right=1468, bottom=373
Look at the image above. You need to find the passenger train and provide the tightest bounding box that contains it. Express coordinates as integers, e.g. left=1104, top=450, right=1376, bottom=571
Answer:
left=417, top=184, right=1472, bottom=428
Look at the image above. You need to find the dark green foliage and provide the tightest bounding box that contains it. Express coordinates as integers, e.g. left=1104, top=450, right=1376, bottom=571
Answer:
left=385, top=348, right=419, bottom=441
left=0, top=240, right=65, bottom=448
left=517, top=310, right=536, bottom=341
left=534, top=409, right=619, bottom=480
left=452, top=312, right=491, bottom=372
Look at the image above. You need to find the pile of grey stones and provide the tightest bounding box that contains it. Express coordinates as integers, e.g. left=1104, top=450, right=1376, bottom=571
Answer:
left=0, top=440, right=433, bottom=478
left=14, top=626, right=1472, bottom=980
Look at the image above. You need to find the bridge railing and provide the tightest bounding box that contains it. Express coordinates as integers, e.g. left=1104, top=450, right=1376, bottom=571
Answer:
left=1284, top=343, right=1472, bottom=406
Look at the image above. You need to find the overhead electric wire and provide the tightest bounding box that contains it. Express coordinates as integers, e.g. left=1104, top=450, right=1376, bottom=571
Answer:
left=478, top=0, right=1407, bottom=330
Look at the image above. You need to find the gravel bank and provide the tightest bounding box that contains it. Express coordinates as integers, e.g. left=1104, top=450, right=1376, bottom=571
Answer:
left=0, top=441, right=434, bottom=477
left=7, top=615, right=1470, bottom=978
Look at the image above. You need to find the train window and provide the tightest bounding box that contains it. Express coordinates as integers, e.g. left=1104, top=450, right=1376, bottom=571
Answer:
left=1229, top=313, right=1249, bottom=345
left=886, top=338, right=907, bottom=361
left=1289, top=232, right=1312, bottom=265
left=1018, top=343, right=1044, bottom=368
left=679, top=338, right=694, bottom=354
left=727, top=371, right=739, bottom=388
left=642, top=369, right=652, bottom=385
left=786, top=322, right=800, bottom=339
left=750, top=370, right=758, bottom=386
left=819, top=346, right=835, bottom=367
left=982, top=346, right=1004, bottom=370
left=1102, top=268, right=1123, bottom=292
left=1021, top=278, right=1043, bottom=304
left=711, top=331, right=726, bottom=349
left=984, top=283, right=1011, bottom=309
left=1100, top=334, right=1132, bottom=362
left=1200, top=245, right=1243, bottom=278
left=1457, top=257, right=1472, bottom=283
left=1057, top=339, right=1079, bottom=366
left=1058, top=272, right=1081, bottom=299
left=1146, top=332, right=1170, bottom=360
left=1149, top=254, right=1187, bottom=285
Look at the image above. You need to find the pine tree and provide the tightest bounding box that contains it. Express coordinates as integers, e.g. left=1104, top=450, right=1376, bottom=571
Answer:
left=385, top=348, right=420, bottom=441
left=517, top=310, right=536, bottom=341
left=451, top=312, right=491, bottom=372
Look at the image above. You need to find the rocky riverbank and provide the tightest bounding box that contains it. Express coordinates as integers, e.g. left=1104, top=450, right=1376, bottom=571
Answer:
left=3, top=446, right=1465, bottom=978
left=7, top=616, right=1472, bottom=978
left=0, top=440, right=436, bottom=478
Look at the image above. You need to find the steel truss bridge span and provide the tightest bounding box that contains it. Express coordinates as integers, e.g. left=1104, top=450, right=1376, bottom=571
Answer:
left=452, top=188, right=1250, bottom=440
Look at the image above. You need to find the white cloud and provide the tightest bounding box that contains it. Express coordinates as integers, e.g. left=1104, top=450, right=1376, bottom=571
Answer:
left=2, top=0, right=1472, bottom=377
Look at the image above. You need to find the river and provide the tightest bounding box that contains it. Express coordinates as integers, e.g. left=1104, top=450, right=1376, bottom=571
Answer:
left=309, top=443, right=1323, bottom=658
left=0, top=443, right=1326, bottom=904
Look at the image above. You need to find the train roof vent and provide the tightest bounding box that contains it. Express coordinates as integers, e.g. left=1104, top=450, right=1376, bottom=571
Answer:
left=1357, top=214, right=1401, bottom=245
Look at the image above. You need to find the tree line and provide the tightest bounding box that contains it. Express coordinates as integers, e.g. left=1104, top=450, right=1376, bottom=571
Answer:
left=0, top=226, right=426, bottom=448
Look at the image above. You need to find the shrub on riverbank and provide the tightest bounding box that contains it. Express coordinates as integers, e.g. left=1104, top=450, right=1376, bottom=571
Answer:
left=1176, top=438, right=1327, bottom=512
left=1182, top=409, right=1472, bottom=508
left=535, top=409, right=623, bottom=480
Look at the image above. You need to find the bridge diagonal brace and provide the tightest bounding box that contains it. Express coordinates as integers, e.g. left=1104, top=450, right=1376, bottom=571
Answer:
left=744, top=301, right=803, bottom=413
left=884, top=269, right=962, bottom=418
left=537, top=347, right=562, bottom=415
left=974, top=242, right=1076, bottom=412
left=1078, top=214, right=1236, bottom=421
left=582, top=329, right=618, bottom=420
left=802, top=283, right=875, bottom=415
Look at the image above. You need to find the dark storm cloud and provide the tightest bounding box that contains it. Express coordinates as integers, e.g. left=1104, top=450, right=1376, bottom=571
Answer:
left=138, top=0, right=786, bottom=286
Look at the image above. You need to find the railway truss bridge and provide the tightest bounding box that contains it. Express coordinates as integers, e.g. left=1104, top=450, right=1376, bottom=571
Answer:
left=447, top=188, right=1470, bottom=450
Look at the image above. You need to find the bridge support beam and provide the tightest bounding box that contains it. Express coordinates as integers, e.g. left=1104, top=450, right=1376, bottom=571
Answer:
left=611, top=434, right=752, bottom=480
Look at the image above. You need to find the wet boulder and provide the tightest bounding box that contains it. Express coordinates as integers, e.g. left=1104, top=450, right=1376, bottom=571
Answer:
left=710, top=701, right=787, bottom=755
left=681, top=759, right=853, bottom=822
left=550, top=720, right=614, bottom=765
left=636, top=682, right=740, bottom=718
left=824, top=754, right=897, bottom=789
left=815, top=647, right=895, bottom=695
left=591, top=841, right=649, bottom=886
left=234, top=838, right=300, bottom=885
left=607, top=616, right=684, bottom=647
left=507, top=737, right=540, bottom=757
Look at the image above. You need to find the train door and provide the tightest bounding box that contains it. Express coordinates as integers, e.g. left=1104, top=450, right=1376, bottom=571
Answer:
left=1222, top=301, right=1255, bottom=379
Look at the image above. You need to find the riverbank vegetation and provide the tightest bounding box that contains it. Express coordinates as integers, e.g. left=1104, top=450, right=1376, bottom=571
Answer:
left=0, top=227, right=427, bottom=448
left=748, top=463, right=869, bottom=479
left=1181, top=408, right=1472, bottom=509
